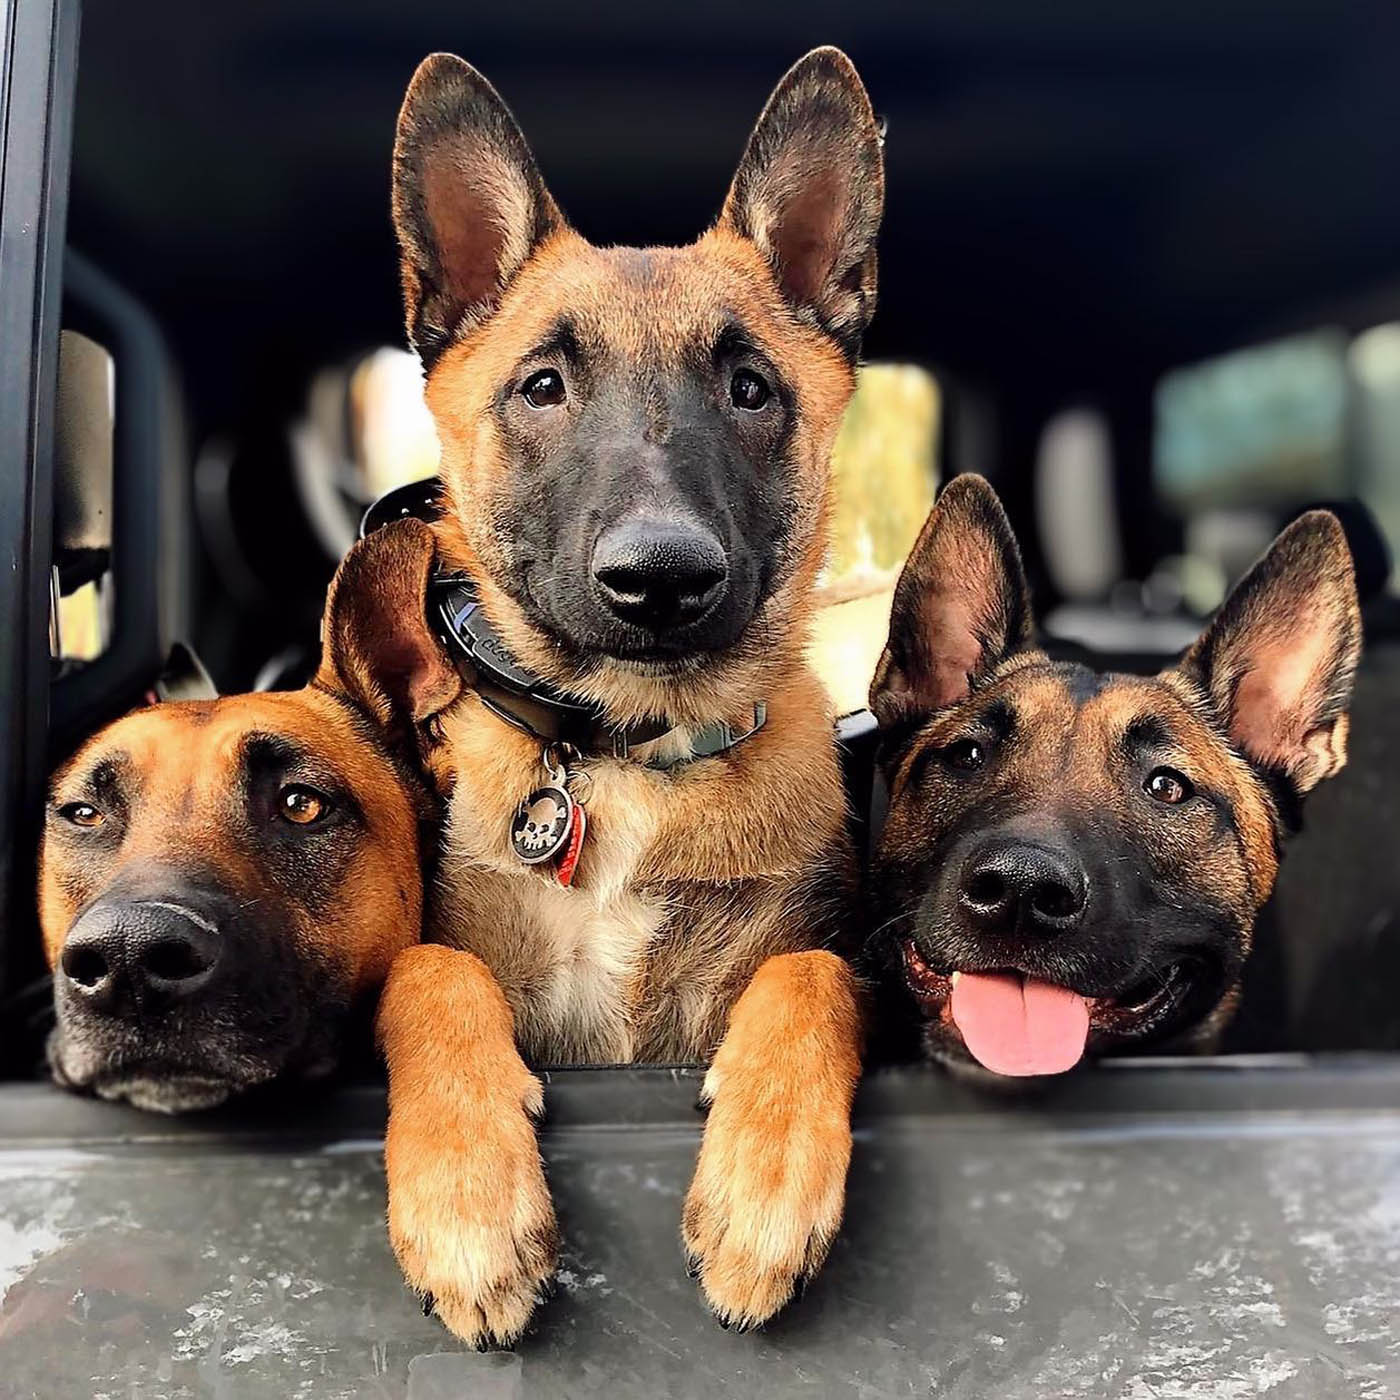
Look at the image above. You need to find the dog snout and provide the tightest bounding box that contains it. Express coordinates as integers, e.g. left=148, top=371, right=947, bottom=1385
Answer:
left=591, top=515, right=728, bottom=631
left=60, top=900, right=223, bottom=1016
left=959, top=839, right=1088, bottom=936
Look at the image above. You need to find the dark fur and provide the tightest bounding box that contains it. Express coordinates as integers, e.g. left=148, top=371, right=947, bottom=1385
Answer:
left=869, top=475, right=1361, bottom=1073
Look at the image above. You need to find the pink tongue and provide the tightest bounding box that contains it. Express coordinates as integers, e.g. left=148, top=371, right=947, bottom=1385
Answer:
left=949, top=972, right=1090, bottom=1077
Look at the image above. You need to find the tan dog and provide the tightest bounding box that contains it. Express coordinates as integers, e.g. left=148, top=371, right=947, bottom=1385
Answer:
left=40, top=527, right=442, bottom=1113
left=369, top=47, right=885, bottom=1344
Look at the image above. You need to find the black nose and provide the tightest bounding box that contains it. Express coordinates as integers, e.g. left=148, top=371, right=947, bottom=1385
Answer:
left=60, top=900, right=223, bottom=1016
left=591, top=517, right=728, bottom=631
left=959, top=839, right=1088, bottom=935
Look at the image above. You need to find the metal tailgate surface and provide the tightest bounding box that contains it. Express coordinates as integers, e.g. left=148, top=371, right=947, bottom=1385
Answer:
left=0, top=1062, right=1396, bottom=1399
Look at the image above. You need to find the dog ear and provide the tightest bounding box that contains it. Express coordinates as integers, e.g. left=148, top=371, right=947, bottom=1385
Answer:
left=392, top=53, right=564, bottom=367
left=316, top=519, right=462, bottom=732
left=719, top=47, right=884, bottom=358
left=1180, top=511, right=1360, bottom=795
left=870, top=475, right=1035, bottom=728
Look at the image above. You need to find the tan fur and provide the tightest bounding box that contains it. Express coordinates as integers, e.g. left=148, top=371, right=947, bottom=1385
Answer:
left=871, top=474, right=1033, bottom=724
left=40, top=691, right=422, bottom=994
left=373, top=47, right=883, bottom=1345
left=682, top=951, right=863, bottom=1328
left=378, top=944, right=556, bottom=1341
left=426, top=229, right=852, bottom=729
left=1182, top=510, right=1361, bottom=794
left=432, top=661, right=847, bottom=1064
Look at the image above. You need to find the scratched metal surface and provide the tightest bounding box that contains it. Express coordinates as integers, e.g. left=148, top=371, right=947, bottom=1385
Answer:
left=0, top=1064, right=1396, bottom=1399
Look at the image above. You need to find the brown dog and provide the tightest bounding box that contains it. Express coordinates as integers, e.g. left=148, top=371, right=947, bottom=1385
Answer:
left=40, top=526, right=442, bottom=1112
left=868, top=475, right=1361, bottom=1076
left=369, top=47, right=884, bottom=1343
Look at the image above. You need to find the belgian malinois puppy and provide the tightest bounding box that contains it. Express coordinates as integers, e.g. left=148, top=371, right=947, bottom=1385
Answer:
left=868, top=475, right=1360, bottom=1076
left=40, top=526, right=441, bottom=1112
left=369, top=48, right=884, bottom=1344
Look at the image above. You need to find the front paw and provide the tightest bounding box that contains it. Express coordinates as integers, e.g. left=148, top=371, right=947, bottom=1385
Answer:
left=387, top=1074, right=558, bottom=1347
left=681, top=1063, right=851, bottom=1330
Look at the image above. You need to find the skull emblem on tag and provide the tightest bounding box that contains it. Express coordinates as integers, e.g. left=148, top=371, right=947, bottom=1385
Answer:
left=510, top=785, right=575, bottom=864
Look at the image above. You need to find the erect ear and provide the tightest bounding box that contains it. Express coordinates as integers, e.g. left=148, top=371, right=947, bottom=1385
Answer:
left=1180, top=511, right=1361, bottom=795
left=316, top=519, right=462, bottom=732
left=870, top=475, right=1035, bottom=728
left=392, top=53, right=564, bottom=368
left=719, top=47, right=884, bottom=358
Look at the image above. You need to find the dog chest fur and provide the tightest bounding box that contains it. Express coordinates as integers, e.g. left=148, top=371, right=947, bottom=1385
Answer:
left=432, top=730, right=671, bottom=1063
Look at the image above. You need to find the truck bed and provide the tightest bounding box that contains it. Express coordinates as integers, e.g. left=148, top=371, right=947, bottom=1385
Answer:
left=0, top=1060, right=1396, bottom=1398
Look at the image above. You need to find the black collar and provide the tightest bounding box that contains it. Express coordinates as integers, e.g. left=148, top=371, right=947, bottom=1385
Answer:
left=363, top=481, right=768, bottom=769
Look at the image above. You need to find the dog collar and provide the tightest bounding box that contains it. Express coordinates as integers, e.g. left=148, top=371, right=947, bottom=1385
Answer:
left=363, top=481, right=767, bottom=768
left=430, top=574, right=766, bottom=766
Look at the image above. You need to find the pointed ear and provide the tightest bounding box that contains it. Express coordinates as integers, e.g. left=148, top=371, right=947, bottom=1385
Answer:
left=316, top=520, right=462, bottom=733
left=392, top=53, right=564, bottom=367
left=1180, top=511, right=1361, bottom=795
left=870, top=475, right=1035, bottom=728
left=719, top=47, right=884, bottom=358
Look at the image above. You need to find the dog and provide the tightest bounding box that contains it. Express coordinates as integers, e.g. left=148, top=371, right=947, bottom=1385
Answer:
left=867, top=474, right=1361, bottom=1077
left=40, top=524, right=443, bottom=1113
left=367, top=47, right=884, bottom=1344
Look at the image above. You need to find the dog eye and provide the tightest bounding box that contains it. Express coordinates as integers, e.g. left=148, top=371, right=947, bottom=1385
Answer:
left=520, top=369, right=565, bottom=409
left=278, top=785, right=331, bottom=826
left=1145, top=767, right=1193, bottom=805
left=942, top=739, right=986, bottom=772
left=730, top=368, right=771, bottom=411
left=58, top=801, right=104, bottom=828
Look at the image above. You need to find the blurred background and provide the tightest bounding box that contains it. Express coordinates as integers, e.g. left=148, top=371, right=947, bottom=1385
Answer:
left=44, top=0, right=1400, bottom=1048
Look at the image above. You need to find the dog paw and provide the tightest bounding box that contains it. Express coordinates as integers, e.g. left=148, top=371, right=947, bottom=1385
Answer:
left=680, top=950, right=861, bottom=1331
left=386, top=1069, right=558, bottom=1348
left=681, top=1058, right=851, bottom=1330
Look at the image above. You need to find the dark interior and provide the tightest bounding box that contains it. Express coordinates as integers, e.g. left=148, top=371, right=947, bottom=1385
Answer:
left=15, top=0, right=1400, bottom=1058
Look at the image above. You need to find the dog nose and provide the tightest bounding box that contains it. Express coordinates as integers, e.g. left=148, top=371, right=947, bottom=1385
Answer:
left=60, top=901, right=222, bottom=1016
left=959, top=840, right=1088, bottom=935
left=591, top=517, right=728, bottom=630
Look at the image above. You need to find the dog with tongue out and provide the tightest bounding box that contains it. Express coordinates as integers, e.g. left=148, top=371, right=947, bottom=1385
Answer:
left=867, top=474, right=1361, bottom=1077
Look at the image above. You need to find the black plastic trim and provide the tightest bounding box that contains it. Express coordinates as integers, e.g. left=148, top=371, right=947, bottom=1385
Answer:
left=0, top=0, right=78, bottom=1013
left=49, top=250, right=190, bottom=752
left=1, top=1056, right=1398, bottom=1149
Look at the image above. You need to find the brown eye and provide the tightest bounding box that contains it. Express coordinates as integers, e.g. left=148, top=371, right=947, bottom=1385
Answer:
left=1145, top=767, right=1193, bottom=805
left=521, top=369, right=565, bottom=408
left=730, top=368, right=771, bottom=411
left=279, top=785, right=330, bottom=826
left=943, top=739, right=986, bottom=772
left=59, top=802, right=103, bottom=828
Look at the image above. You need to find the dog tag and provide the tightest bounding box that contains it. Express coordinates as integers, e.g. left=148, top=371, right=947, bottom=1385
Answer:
left=510, top=784, right=575, bottom=865
left=555, top=802, right=588, bottom=886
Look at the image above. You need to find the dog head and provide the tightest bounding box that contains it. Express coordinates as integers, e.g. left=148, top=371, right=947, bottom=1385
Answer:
left=40, top=521, right=458, bottom=1112
left=869, top=475, right=1360, bottom=1078
left=391, top=48, right=884, bottom=725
